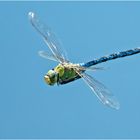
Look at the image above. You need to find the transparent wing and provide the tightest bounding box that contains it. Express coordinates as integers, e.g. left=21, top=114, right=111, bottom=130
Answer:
left=76, top=71, right=120, bottom=110
left=38, top=51, right=58, bottom=62
left=28, top=12, right=69, bottom=63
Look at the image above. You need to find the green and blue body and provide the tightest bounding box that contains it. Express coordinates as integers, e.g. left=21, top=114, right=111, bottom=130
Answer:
left=44, top=47, right=140, bottom=86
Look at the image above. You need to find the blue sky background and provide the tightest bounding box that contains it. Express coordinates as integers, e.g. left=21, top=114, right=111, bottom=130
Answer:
left=0, top=1, right=140, bottom=139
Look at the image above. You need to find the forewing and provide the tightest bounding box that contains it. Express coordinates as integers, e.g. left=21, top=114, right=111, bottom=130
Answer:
left=76, top=71, right=120, bottom=110
left=28, top=12, right=69, bottom=63
left=38, top=51, right=58, bottom=62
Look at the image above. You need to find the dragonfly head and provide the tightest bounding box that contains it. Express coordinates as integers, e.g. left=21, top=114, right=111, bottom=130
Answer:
left=44, top=69, right=58, bottom=85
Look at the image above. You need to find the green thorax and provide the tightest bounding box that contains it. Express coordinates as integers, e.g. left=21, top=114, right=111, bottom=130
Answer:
left=54, top=63, right=78, bottom=82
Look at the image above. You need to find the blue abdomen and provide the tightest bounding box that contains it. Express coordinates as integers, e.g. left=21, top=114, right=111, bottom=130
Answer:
left=82, top=47, right=140, bottom=67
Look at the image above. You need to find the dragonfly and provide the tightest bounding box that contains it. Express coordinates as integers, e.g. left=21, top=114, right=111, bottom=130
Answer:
left=28, top=11, right=140, bottom=110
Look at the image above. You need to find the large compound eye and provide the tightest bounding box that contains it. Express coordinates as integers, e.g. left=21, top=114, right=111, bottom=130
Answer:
left=44, top=75, right=53, bottom=85
left=44, top=70, right=58, bottom=85
left=48, top=70, right=56, bottom=78
left=50, top=72, right=56, bottom=78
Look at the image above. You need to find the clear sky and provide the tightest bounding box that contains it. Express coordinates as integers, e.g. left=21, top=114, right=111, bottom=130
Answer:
left=0, top=1, right=140, bottom=139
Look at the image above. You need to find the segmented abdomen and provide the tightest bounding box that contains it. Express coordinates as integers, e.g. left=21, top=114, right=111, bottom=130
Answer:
left=82, top=47, right=140, bottom=67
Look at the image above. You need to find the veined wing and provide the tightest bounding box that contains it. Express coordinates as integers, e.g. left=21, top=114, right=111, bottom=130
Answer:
left=28, top=12, right=68, bottom=63
left=39, top=51, right=58, bottom=62
left=76, top=71, right=120, bottom=110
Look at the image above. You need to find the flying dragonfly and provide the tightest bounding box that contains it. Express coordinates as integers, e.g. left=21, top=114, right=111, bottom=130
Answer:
left=28, top=12, right=140, bottom=110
